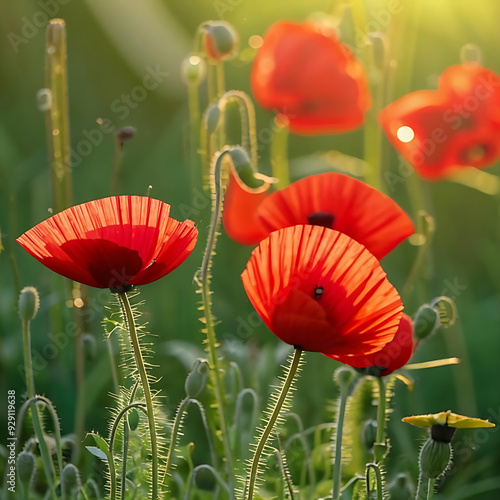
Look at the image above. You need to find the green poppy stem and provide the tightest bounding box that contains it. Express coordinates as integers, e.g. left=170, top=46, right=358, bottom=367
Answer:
left=271, top=119, right=290, bottom=189
left=373, top=376, right=387, bottom=463
left=427, top=478, right=436, bottom=500
left=117, top=292, right=159, bottom=500
left=246, top=348, right=303, bottom=500
left=332, top=383, right=349, bottom=500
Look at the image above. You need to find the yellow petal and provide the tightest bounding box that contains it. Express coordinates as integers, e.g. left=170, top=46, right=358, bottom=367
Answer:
left=402, top=410, right=495, bottom=429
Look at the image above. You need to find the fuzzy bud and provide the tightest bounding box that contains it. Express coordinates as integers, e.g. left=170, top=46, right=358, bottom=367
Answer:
left=228, top=147, right=263, bottom=188
left=18, top=287, right=40, bottom=321
left=419, top=437, right=452, bottom=479
left=181, top=54, right=207, bottom=85
left=202, top=21, right=238, bottom=61
left=17, top=451, right=36, bottom=487
left=430, top=296, right=457, bottom=328
left=62, top=463, right=82, bottom=495
left=185, top=359, right=209, bottom=398
left=334, top=366, right=356, bottom=394
left=413, top=304, right=440, bottom=341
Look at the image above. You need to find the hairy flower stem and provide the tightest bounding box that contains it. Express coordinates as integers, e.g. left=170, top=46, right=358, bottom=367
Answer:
left=117, top=292, right=159, bottom=500
left=427, top=478, right=436, bottom=499
left=374, top=377, right=387, bottom=463
left=332, top=384, right=349, bottom=500
left=21, top=319, right=58, bottom=499
left=416, top=473, right=428, bottom=499
left=246, top=348, right=303, bottom=500
left=164, top=396, right=190, bottom=479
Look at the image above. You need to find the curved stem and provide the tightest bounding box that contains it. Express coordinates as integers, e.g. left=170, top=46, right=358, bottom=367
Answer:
left=332, top=384, right=349, bottom=500
left=184, top=464, right=231, bottom=500
left=374, top=377, right=387, bottom=463
left=117, top=292, right=159, bottom=500
left=427, top=478, right=436, bottom=500
left=366, top=463, right=383, bottom=500
left=246, top=348, right=303, bottom=500
left=164, top=396, right=190, bottom=480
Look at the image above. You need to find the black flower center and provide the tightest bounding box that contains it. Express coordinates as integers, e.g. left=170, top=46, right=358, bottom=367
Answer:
left=307, top=212, right=335, bottom=228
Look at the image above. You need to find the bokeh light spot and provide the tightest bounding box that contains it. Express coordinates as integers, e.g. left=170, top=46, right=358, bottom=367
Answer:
left=397, top=126, right=415, bottom=143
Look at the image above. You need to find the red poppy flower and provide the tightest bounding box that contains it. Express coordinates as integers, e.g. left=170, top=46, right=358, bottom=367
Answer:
left=254, top=172, right=414, bottom=259
left=326, top=313, right=414, bottom=376
left=241, top=225, right=403, bottom=356
left=379, top=63, right=500, bottom=180
left=251, top=21, right=371, bottom=135
left=17, top=196, right=198, bottom=291
left=222, top=164, right=273, bottom=245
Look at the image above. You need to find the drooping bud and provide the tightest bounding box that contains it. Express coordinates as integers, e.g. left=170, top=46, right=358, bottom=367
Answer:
left=361, top=419, right=378, bottom=451
left=185, top=359, right=209, bottom=398
left=205, top=103, right=220, bottom=134
left=18, top=287, right=40, bottom=321
left=228, top=147, right=263, bottom=188
left=115, top=126, right=136, bottom=146
left=413, top=303, right=440, bottom=341
left=334, top=366, right=356, bottom=394
left=430, top=296, right=457, bottom=328
left=419, top=437, right=452, bottom=479
left=181, top=54, right=207, bottom=85
left=17, top=451, right=36, bottom=488
left=202, top=21, right=238, bottom=61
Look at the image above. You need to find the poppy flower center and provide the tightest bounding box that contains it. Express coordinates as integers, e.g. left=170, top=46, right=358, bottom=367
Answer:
left=462, top=144, right=488, bottom=164
left=307, top=212, right=335, bottom=228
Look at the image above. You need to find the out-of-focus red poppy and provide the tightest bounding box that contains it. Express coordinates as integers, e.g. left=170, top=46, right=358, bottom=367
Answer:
left=254, top=172, right=414, bottom=259
left=222, top=164, right=273, bottom=245
left=241, top=225, right=403, bottom=356
left=17, top=196, right=198, bottom=291
left=379, top=63, right=500, bottom=180
left=251, top=21, right=371, bottom=135
left=326, top=313, right=414, bottom=376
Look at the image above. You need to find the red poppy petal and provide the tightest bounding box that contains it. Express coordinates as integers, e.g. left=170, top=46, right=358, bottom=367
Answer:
left=17, top=196, right=197, bottom=288
left=222, top=165, right=273, bottom=245
left=241, top=225, right=403, bottom=355
left=327, top=313, right=414, bottom=375
left=255, top=173, right=414, bottom=259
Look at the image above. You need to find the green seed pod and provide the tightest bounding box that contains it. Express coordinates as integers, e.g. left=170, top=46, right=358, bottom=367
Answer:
left=413, top=304, right=440, bottom=341
left=185, top=359, right=209, bottom=398
left=361, top=419, right=378, bottom=452
left=128, top=409, right=140, bottom=431
left=181, top=54, right=207, bottom=85
left=18, top=287, right=40, bottom=321
left=203, top=21, right=238, bottom=61
left=419, top=437, right=452, bottom=479
left=81, top=333, right=97, bottom=360
left=334, top=366, right=356, bottom=393
left=228, top=147, right=263, bottom=188
left=17, top=451, right=36, bottom=486
left=205, top=103, right=220, bottom=134
left=62, top=463, right=82, bottom=496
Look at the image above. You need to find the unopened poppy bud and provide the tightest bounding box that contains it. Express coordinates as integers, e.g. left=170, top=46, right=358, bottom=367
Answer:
left=460, top=43, right=483, bottom=65
left=185, top=359, right=209, bottom=398
left=430, top=296, right=457, bottom=328
left=128, top=409, right=140, bottom=431
left=419, top=437, right=452, bottom=479
left=62, top=463, right=82, bottom=495
left=334, top=366, right=356, bottom=393
left=81, top=333, right=97, bottom=360
left=115, top=126, right=136, bottom=145
left=203, top=21, right=238, bottom=61
left=18, top=287, right=40, bottom=321
left=413, top=304, right=440, bottom=341
left=181, top=54, right=207, bottom=85
left=205, top=103, right=220, bottom=134
left=361, top=419, right=378, bottom=451
left=228, top=147, right=263, bottom=189
left=17, top=451, right=36, bottom=486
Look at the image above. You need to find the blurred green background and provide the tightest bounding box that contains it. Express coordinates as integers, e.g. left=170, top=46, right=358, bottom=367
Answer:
left=1, top=0, right=500, bottom=498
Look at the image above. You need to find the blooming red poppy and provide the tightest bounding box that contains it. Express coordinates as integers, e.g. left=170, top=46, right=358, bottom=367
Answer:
left=254, top=172, right=414, bottom=259
left=326, top=313, right=414, bottom=376
left=241, top=225, right=403, bottom=356
left=251, top=21, right=371, bottom=134
left=379, top=63, right=500, bottom=180
left=17, top=196, right=198, bottom=291
left=222, top=164, right=273, bottom=245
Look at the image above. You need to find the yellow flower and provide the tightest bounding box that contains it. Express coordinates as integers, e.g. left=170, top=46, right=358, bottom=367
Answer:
left=402, top=410, right=495, bottom=429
